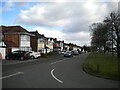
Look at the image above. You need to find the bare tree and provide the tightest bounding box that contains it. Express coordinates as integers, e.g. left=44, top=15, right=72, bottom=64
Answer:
left=104, top=12, right=120, bottom=58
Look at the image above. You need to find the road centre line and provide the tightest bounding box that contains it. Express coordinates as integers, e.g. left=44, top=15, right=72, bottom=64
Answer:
left=51, top=69, right=63, bottom=83
left=0, top=72, right=24, bottom=80
left=51, top=58, right=69, bottom=64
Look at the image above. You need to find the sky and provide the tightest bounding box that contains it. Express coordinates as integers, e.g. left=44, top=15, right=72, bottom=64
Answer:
left=0, top=0, right=119, bottom=46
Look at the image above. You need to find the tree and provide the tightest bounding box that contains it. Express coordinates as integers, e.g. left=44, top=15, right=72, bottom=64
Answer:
left=90, top=23, right=109, bottom=52
left=90, top=11, right=120, bottom=58
left=104, top=12, right=120, bottom=58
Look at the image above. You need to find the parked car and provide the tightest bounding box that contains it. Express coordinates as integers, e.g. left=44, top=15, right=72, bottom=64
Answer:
left=61, top=51, right=65, bottom=54
left=38, top=49, right=45, bottom=54
left=72, top=50, right=79, bottom=55
left=29, top=51, right=41, bottom=59
left=64, top=51, right=73, bottom=57
left=0, top=53, right=2, bottom=60
left=5, top=50, right=30, bottom=60
left=56, top=50, right=65, bottom=55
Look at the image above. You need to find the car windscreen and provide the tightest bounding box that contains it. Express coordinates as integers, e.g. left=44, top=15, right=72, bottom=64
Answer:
left=65, top=52, right=71, bottom=54
left=12, top=51, right=20, bottom=54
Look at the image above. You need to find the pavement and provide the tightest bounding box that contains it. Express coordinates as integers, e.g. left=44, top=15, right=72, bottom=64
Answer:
left=1, top=53, right=119, bottom=88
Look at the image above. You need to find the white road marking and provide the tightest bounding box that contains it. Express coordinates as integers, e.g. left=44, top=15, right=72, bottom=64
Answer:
left=51, top=69, right=63, bottom=83
left=0, top=72, right=24, bottom=80
left=51, top=58, right=69, bottom=64
left=3, top=59, right=38, bottom=65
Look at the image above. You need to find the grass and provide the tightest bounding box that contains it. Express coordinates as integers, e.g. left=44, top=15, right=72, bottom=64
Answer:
left=83, top=52, right=120, bottom=80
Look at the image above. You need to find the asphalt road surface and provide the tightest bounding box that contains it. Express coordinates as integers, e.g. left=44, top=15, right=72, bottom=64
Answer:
left=2, top=53, right=119, bottom=88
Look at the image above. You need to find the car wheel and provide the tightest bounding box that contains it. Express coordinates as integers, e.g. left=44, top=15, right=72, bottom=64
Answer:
left=31, top=56, right=35, bottom=59
left=5, top=56, right=10, bottom=60
left=20, top=57, right=24, bottom=60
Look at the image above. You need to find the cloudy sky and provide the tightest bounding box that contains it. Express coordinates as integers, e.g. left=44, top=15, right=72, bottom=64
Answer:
left=0, top=0, right=119, bottom=46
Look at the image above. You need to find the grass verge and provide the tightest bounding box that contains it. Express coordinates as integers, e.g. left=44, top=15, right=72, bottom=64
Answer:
left=83, top=52, right=120, bottom=80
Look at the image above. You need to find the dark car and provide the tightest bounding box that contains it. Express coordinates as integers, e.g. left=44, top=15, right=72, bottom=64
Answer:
left=5, top=50, right=30, bottom=60
left=64, top=51, right=73, bottom=57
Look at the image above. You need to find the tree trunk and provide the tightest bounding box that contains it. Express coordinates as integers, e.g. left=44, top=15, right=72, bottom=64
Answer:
left=116, top=30, right=120, bottom=58
left=117, top=39, right=120, bottom=58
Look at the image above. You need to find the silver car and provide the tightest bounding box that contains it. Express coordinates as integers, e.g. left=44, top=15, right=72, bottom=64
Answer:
left=64, top=51, right=73, bottom=57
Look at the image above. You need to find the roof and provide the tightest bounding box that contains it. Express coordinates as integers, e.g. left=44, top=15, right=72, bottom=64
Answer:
left=64, top=43, right=81, bottom=48
left=1, top=26, right=29, bottom=33
left=4, top=40, right=18, bottom=48
left=29, top=31, right=45, bottom=38
left=1, top=26, right=34, bottom=36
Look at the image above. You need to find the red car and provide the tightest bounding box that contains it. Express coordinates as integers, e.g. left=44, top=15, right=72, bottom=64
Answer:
left=0, top=53, right=2, bottom=60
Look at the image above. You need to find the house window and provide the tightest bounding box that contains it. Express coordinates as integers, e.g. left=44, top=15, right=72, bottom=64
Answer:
left=20, top=47, right=31, bottom=51
left=38, top=39, right=44, bottom=43
left=21, top=35, right=30, bottom=41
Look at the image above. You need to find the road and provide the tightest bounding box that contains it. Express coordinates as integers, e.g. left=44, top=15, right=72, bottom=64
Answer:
left=2, top=53, right=119, bottom=88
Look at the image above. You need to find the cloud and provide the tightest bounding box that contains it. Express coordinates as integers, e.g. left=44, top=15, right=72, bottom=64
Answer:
left=32, top=27, right=65, bottom=40
left=15, top=2, right=117, bottom=31
left=31, top=27, right=90, bottom=46
left=2, top=0, right=119, bottom=2
left=14, top=1, right=118, bottom=46
left=0, top=1, right=29, bottom=12
left=14, top=2, right=28, bottom=7
left=0, top=0, right=13, bottom=11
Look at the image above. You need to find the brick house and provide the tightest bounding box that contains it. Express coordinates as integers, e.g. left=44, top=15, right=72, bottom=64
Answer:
left=29, top=31, right=46, bottom=53
left=1, top=26, right=34, bottom=55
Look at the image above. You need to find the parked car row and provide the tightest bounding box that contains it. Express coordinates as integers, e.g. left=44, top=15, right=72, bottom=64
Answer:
left=4, top=49, right=81, bottom=60
left=5, top=50, right=41, bottom=60
left=63, top=50, right=81, bottom=57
